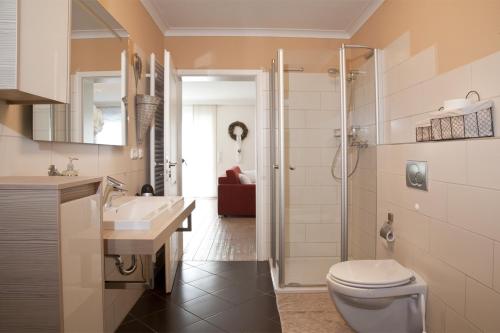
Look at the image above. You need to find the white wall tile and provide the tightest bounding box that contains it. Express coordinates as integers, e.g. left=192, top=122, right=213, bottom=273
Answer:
left=466, top=138, right=500, bottom=190
left=288, top=242, right=338, bottom=257
left=288, top=73, right=336, bottom=92
left=398, top=46, right=437, bottom=92
left=320, top=92, right=340, bottom=110
left=0, top=136, right=52, bottom=176
left=381, top=202, right=430, bottom=251
left=286, top=224, right=306, bottom=242
left=288, top=147, right=323, bottom=166
left=285, top=109, right=307, bottom=129
left=471, top=51, right=500, bottom=99
left=380, top=172, right=447, bottom=222
left=51, top=142, right=99, bottom=176
left=465, top=277, right=500, bottom=332
left=494, top=242, right=500, bottom=293
left=305, top=223, right=340, bottom=243
left=429, top=219, right=494, bottom=287
left=305, top=110, right=339, bottom=129
left=426, top=292, right=446, bottom=333
left=448, top=183, right=500, bottom=242
left=287, top=129, right=335, bottom=148
left=288, top=205, right=321, bottom=224
left=285, top=91, right=321, bottom=109
left=421, top=65, right=471, bottom=113
left=383, top=31, right=411, bottom=72
left=445, top=307, right=481, bottom=333
left=412, top=247, right=467, bottom=315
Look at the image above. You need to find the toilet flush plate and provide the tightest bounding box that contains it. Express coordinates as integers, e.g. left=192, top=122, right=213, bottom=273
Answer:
left=406, top=161, right=428, bottom=191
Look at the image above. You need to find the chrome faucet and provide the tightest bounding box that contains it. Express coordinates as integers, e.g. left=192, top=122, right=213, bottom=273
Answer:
left=103, top=176, right=127, bottom=208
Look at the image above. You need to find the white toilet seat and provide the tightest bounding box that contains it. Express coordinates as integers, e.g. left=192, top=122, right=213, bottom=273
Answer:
left=328, top=259, right=414, bottom=288
left=328, top=275, right=413, bottom=289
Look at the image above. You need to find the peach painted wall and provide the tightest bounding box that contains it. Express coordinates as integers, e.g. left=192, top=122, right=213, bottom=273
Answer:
left=164, top=36, right=345, bottom=72
left=71, top=38, right=127, bottom=73
left=98, top=0, right=164, bottom=59
left=351, top=0, right=500, bottom=74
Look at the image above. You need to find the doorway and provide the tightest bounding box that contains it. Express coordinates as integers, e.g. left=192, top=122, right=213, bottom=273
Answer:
left=179, top=71, right=264, bottom=261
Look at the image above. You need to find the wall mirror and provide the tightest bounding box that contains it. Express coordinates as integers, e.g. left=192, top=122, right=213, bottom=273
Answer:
left=33, top=0, right=129, bottom=146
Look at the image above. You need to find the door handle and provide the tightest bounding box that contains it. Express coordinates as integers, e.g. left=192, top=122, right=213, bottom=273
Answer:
left=289, top=165, right=296, bottom=171
left=273, top=164, right=279, bottom=170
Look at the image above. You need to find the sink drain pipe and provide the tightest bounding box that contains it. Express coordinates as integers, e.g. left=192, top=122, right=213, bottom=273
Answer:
left=112, top=255, right=137, bottom=275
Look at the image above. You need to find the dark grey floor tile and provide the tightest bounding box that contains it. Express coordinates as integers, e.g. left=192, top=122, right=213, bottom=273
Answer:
left=207, top=306, right=281, bottom=333
left=178, top=267, right=214, bottom=283
left=180, top=294, right=233, bottom=319
left=238, top=274, right=275, bottom=294
left=120, top=314, right=136, bottom=325
left=139, top=304, right=201, bottom=332
left=168, top=282, right=208, bottom=305
left=238, top=294, right=280, bottom=320
left=183, top=260, right=206, bottom=267
left=196, top=261, right=237, bottom=274
left=213, top=284, right=265, bottom=305
left=187, top=275, right=235, bottom=293
left=178, top=320, right=226, bottom=333
left=130, top=291, right=170, bottom=318
left=116, top=319, right=155, bottom=333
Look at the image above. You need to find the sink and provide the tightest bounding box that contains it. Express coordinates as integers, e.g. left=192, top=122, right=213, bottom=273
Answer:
left=103, top=196, right=184, bottom=230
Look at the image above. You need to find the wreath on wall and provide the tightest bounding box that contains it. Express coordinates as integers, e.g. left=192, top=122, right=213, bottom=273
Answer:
left=228, top=121, right=249, bottom=141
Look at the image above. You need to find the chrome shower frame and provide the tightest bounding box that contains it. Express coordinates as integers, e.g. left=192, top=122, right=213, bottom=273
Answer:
left=339, top=44, right=382, bottom=262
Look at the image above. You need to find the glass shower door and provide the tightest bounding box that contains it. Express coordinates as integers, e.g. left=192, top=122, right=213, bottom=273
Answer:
left=269, top=48, right=343, bottom=287
left=339, top=45, right=380, bottom=261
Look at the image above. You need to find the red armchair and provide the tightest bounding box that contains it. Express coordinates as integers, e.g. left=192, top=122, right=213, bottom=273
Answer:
left=218, top=166, right=256, bottom=217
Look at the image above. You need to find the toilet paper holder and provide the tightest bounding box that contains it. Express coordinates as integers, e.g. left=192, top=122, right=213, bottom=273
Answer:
left=380, top=213, right=395, bottom=242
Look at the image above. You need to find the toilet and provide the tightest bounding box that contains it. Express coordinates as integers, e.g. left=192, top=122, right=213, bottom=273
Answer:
left=327, top=259, right=427, bottom=333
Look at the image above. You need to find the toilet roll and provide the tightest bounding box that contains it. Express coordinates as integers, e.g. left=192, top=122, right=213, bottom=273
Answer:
left=379, top=222, right=395, bottom=242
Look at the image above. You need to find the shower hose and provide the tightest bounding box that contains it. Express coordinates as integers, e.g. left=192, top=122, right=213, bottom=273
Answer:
left=330, top=143, right=361, bottom=181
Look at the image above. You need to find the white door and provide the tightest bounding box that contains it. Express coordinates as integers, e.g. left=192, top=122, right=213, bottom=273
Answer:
left=164, top=50, right=182, bottom=196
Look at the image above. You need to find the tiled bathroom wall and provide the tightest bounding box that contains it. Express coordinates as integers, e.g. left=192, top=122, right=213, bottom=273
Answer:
left=282, top=72, right=341, bottom=285
left=378, top=33, right=500, bottom=332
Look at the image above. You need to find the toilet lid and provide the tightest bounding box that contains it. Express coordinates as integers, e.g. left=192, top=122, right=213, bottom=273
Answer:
left=328, top=260, right=414, bottom=287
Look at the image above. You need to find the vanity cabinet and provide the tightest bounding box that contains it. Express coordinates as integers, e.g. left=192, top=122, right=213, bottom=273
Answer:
left=0, top=0, right=70, bottom=104
left=0, top=177, right=103, bottom=332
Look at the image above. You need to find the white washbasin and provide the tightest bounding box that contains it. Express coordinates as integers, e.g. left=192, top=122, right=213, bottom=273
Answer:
left=103, top=196, right=183, bottom=230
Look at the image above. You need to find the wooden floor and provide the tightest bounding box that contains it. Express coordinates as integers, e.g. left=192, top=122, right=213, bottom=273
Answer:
left=182, top=198, right=256, bottom=261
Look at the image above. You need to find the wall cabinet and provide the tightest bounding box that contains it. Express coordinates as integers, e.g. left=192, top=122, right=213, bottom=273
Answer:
left=0, top=0, right=70, bottom=104
left=0, top=177, right=103, bottom=332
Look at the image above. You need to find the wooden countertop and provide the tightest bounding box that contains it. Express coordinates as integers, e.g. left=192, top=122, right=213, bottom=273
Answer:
left=0, top=176, right=102, bottom=190
left=103, top=199, right=196, bottom=255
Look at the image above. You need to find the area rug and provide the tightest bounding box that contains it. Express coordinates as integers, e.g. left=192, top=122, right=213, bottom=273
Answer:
left=276, top=292, right=354, bottom=333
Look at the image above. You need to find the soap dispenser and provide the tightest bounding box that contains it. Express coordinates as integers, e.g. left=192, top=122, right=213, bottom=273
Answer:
left=62, top=157, right=79, bottom=176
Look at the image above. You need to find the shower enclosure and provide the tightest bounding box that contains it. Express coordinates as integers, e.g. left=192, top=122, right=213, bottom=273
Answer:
left=268, top=45, right=381, bottom=288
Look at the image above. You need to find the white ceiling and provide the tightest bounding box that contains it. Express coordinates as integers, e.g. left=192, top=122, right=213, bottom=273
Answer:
left=183, top=81, right=256, bottom=105
left=141, top=0, right=384, bottom=38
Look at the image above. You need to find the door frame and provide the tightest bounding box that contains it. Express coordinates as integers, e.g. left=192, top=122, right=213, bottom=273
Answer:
left=177, top=69, right=268, bottom=261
